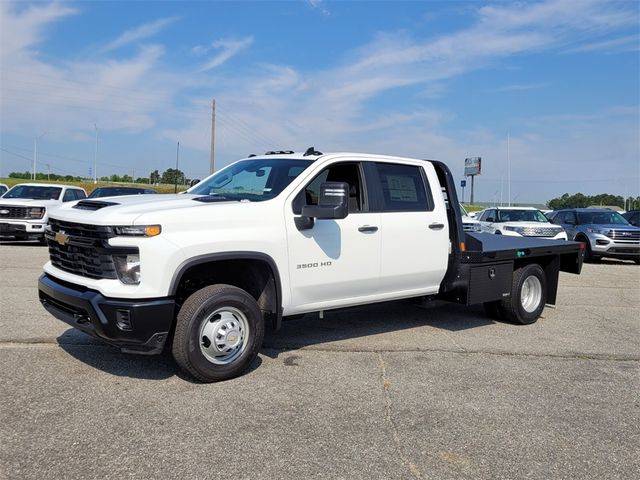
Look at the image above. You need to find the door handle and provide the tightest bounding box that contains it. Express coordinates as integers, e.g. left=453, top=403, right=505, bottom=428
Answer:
left=358, top=225, right=378, bottom=233
left=429, top=223, right=445, bottom=230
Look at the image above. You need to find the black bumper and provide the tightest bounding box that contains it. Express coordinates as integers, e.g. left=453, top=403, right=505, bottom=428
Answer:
left=38, top=274, right=175, bottom=355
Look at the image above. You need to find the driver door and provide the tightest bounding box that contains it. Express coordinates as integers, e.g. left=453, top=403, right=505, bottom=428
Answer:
left=284, top=162, right=381, bottom=314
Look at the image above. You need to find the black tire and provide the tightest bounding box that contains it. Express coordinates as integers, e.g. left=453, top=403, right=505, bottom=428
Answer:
left=172, top=284, right=265, bottom=382
left=500, top=264, right=547, bottom=325
left=579, top=238, right=599, bottom=263
left=483, top=301, right=503, bottom=320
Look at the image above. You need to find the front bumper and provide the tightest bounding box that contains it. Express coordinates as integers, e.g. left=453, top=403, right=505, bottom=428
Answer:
left=589, top=234, right=640, bottom=258
left=0, top=220, right=46, bottom=238
left=38, top=274, right=175, bottom=355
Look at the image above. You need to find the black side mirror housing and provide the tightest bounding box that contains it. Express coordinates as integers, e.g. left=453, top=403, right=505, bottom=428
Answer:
left=295, top=182, right=349, bottom=230
left=486, top=217, right=495, bottom=223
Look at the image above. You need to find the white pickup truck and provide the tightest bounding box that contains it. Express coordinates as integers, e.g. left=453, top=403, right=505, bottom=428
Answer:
left=38, top=150, right=583, bottom=382
left=0, top=183, right=86, bottom=243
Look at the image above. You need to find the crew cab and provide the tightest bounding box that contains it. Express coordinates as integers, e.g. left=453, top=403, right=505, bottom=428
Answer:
left=38, top=150, right=583, bottom=382
left=477, top=207, right=567, bottom=240
left=0, top=183, right=86, bottom=243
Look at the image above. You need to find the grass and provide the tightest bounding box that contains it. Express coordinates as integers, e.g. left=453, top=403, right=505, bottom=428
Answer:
left=0, top=178, right=188, bottom=195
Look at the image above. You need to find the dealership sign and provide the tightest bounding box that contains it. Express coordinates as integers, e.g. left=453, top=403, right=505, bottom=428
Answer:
left=464, top=157, right=481, bottom=176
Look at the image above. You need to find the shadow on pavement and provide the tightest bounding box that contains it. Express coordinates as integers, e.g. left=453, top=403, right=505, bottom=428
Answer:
left=262, top=299, right=494, bottom=358
left=56, top=328, right=262, bottom=382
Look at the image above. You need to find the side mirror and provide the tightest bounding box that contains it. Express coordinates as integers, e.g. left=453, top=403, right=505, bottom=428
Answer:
left=467, top=211, right=477, bottom=219
left=190, top=179, right=200, bottom=187
left=565, top=218, right=575, bottom=225
left=486, top=217, right=495, bottom=223
left=295, top=182, right=349, bottom=230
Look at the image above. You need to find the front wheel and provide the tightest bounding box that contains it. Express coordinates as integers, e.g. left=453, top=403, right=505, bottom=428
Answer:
left=172, top=284, right=265, bottom=382
left=500, top=264, right=547, bottom=325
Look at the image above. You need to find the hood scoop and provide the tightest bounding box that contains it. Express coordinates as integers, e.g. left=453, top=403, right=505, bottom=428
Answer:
left=73, top=200, right=120, bottom=211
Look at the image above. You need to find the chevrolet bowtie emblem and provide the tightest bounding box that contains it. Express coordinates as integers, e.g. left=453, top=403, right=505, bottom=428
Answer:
left=54, top=231, right=70, bottom=246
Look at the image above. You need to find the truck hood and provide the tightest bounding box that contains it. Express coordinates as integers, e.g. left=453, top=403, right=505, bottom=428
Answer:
left=0, top=198, right=61, bottom=208
left=49, top=194, right=249, bottom=225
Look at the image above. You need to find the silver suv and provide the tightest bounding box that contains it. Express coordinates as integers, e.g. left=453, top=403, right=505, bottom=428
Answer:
left=548, top=208, right=640, bottom=264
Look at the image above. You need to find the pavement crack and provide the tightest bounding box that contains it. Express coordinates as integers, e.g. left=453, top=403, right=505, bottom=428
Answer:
left=377, top=352, right=423, bottom=479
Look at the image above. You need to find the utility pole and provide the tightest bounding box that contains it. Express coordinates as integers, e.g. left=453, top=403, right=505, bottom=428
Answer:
left=175, top=141, right=180, bottom=194
left=46, top=163, right=50, bottom=181
left=94, top=124, right=98, bottom=184
left=210, top=98, right=216, bottom=174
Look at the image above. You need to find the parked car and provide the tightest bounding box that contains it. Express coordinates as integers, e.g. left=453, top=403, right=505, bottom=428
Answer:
left=622, top=210, right=639, bottom=227
left=88, top=186, right=157, bottom=198
left=0, top=183, right=8, bottom=196
left=459, top=203, right=481, bottom=232
left=0, top=183, right=86, bottom=243
left=477, top=207, right=567, bottom=240
left=547, top=208, right=640, bottom=263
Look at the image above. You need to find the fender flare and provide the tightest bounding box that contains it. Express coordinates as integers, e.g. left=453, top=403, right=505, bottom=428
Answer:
left=169, top=251, right=283, bottom=330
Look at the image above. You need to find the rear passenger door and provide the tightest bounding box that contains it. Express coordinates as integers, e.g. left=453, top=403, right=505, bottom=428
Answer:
left=367, top=161, right=449, bottom=296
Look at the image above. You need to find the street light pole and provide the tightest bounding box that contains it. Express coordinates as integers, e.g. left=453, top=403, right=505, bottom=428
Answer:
left=33, top=132, right=47, bottom=180
left=94, top=124, right=98, bottom=184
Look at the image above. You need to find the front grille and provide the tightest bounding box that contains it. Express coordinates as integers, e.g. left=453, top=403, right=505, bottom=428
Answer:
left=463, top=222, right=479, bottom=232
left=606, top=230, right=640, bottom=242
left=520, top=226, right=563, bottom=237
left=46, top=219, right=122, bottom=279
left=0, top=205, right=29, bottom=219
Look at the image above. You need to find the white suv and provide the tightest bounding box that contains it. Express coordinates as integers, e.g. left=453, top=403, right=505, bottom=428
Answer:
left=0, top=183, right=86, bottom=243
left=478, top=206, right=567, bottom=240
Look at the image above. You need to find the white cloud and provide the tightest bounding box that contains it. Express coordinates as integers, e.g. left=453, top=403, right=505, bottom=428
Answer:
left=100, top=17, right=178, bottom=53
left=564, top=34, right=639, bottom=54
left=199, top=36, right=254, bottom=71
left=307, top=0, right=330, bottom=16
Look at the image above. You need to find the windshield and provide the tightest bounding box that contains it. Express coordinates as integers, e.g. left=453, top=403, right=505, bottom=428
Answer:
left=190, top=158, right=313, bottom=201
left=0, top=186, right=7, bottom=195
left=89, top=187, right=149, bottom=198
left=4, top=185, right=62, bottom=200
left=577, top=211, right=629, bottom=225
left=497, top=209, right=548, bottom=223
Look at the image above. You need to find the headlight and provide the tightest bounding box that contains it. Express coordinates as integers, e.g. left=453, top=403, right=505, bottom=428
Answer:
left=504, top=226, right=525, bottom=234
left=113, top=225, right=161, bottom=237
left=472, top=223, right=482, bottom=232
left=113, top=254, right=141, bottom=284
left=586, top=227, right=608, bottom=235
left=28, top=207, right=45, bottom=219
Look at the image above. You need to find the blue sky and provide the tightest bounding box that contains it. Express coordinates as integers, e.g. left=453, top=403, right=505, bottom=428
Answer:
left=0, top=0, right=638, bottom=203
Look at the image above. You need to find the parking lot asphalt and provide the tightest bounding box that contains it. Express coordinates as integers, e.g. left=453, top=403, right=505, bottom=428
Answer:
left=0, top=242, right=638, bottom=480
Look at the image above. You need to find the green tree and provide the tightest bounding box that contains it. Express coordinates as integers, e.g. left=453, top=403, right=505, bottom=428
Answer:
left=161, top=168, right=184, bottom=185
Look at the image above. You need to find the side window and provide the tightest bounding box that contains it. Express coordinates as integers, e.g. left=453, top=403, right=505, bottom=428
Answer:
left=292, top=163, right=364, bottom=214
left=74, top=190, right=86, bottom=200
left=372, top=163, right=431, bottom=213
left=62, top=189, right=76, bottom=202
left=562, top=212, right=576, bottom=224
left=485, top=209, right=497, bottom=222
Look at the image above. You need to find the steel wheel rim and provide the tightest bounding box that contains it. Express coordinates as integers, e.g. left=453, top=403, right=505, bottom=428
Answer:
left=521, top=275, right=542, bottom=313
left=199, top=306, right=249, bottom=365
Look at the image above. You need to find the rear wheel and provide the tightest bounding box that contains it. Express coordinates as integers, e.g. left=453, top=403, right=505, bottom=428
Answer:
left=500, top=264, right=547, bottom=325
left=172, top=284, right=265, bottom=382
